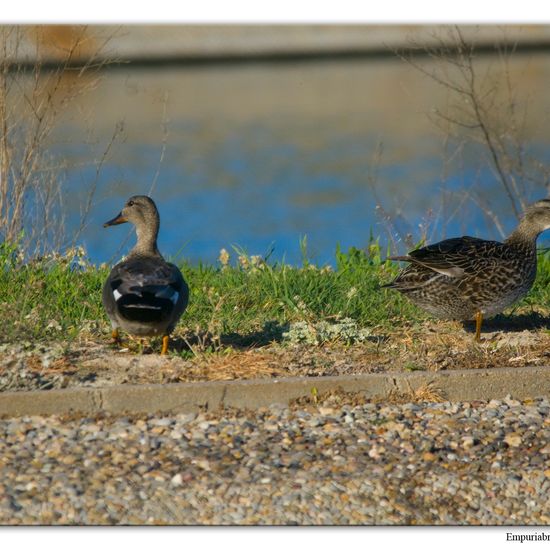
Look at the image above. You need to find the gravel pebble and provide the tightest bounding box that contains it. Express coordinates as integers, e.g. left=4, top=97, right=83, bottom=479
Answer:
left=0, top=398, right=549, bottom=525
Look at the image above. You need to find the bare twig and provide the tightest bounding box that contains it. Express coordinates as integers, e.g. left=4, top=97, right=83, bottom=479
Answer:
left=71, top=119, right=125, bottom=245
left=394, top=25, right=548, bottom=241
left=0, top=25, right=119, bottom=258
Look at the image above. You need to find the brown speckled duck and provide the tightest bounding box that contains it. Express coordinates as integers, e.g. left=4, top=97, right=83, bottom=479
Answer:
left=382, top=199, right=550, bottom=340
left=102, top=195, right=189, bottom=354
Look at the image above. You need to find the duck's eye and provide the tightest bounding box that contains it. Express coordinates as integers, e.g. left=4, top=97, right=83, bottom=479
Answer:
left=127, top=200, right=134, bottom=207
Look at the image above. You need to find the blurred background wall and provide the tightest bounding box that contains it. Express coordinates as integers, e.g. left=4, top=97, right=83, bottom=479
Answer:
left=11, top=25, right=550, bottom=63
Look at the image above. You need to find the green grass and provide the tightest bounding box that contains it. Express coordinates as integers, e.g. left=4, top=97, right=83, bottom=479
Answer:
left=0, top=240, right=549, bottom=345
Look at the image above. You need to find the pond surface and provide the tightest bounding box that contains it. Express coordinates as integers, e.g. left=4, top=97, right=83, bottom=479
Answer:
left=50, top=52, right=550, bottom=266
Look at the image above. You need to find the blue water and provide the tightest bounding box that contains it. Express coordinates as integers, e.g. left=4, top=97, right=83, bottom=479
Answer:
left=61, top=136, right=550, bottom=268
left=48, top=59, right=550, bottom=267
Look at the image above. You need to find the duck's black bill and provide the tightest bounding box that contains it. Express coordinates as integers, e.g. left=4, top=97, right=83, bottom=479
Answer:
left=103, top=213, right=128, bottom=227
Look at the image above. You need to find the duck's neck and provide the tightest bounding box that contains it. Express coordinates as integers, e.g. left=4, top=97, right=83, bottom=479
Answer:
left=505, top=218, right=541, bottom=248
left=130, top=220, right=161, bottom=257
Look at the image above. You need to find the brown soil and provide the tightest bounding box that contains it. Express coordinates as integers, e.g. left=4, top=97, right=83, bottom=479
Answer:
left=1, top=318, right=549, bottom=393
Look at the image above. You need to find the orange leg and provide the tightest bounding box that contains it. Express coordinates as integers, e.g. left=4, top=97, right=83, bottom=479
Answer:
left=161, top=335, right=170, bottom=355
left=474, top=311, right=483, bottom=342
left=111, top=328, right=120, bottom=344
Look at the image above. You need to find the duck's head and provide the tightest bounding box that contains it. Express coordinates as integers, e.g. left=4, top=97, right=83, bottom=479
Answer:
left=104, top=195, right=161, bottom=255
left=522, top=198, right=550, bottom=234
left=104, top=195, right=159, bottom=229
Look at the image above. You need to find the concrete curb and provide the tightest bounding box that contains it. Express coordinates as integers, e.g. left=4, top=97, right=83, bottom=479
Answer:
left=0, top=365, right=549, bottom=418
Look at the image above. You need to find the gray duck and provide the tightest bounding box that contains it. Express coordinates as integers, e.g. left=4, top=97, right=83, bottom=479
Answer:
left=102, top=195, right=189, bottom=354
left=382, top=199, right=550, bottom=340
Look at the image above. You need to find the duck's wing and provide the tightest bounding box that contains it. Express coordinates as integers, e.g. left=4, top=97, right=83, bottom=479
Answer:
left=382, top=236, right=508, bottom=292
left=114, top=259, right=185, bottom=299
left=391, top=236, right=505, bottom=279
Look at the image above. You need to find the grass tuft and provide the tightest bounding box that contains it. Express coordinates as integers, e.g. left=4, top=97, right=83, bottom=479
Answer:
left=0, top=242, right=549, bottom=346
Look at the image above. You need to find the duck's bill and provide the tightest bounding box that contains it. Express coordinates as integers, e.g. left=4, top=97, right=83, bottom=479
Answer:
left=103, top=213, right=128, bottom=227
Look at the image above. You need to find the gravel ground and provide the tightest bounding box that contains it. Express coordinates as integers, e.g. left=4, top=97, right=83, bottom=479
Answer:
left=1, top=396, right=549, bottom=525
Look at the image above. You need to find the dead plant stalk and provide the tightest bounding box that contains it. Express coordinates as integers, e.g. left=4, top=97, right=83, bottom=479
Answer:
left=0, top=25, right=118, bottom=257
